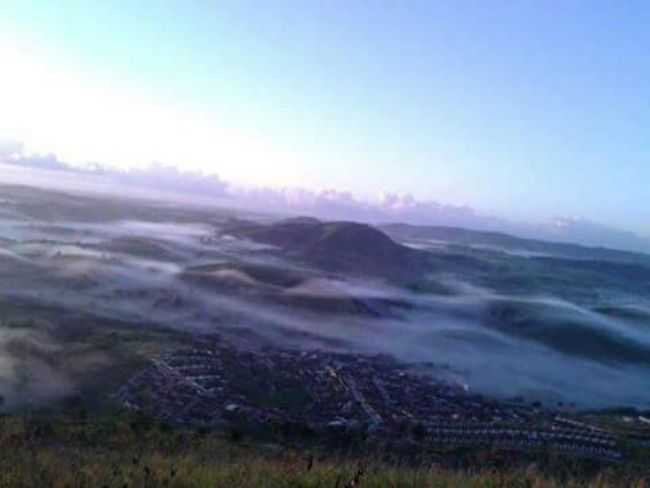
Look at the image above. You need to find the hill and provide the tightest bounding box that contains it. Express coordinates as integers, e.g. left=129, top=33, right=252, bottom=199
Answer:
left=224, top=218, right=431, bottom=281
left=381, top=223, right=650, bottom=267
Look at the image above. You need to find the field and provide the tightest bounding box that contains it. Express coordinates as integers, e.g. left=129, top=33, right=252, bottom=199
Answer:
left=1, top=412, right=649, bottom=488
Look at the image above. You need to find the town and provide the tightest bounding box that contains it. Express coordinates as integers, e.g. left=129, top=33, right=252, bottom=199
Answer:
left=116, top=335, right=622, bottom=462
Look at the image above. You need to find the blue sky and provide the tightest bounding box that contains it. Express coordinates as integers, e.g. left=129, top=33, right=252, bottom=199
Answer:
left=1, top=1, right=649, bottom=234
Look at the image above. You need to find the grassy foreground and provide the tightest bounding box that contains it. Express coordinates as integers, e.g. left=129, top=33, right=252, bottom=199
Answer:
left=0, top=412, right=648, bottom=488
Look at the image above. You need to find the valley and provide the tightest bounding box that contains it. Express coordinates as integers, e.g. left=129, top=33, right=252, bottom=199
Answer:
left=1, top=183, right=649, bottom=464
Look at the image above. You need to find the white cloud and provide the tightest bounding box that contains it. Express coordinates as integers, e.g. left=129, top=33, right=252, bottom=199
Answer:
left=0, top=142, right=228, bottom=199
left=110, top=162, right=228, bottom=198
left=1, top=140, right=649, bottom=254
left=0, top=140, right=24, bottom=160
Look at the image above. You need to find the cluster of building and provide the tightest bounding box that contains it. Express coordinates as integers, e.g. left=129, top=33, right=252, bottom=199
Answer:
left=116, top=336, right=622, bottom=461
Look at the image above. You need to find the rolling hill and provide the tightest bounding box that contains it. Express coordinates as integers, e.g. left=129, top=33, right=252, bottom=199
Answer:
left=223, top=218, right=431, bottom=281
left=381, top=223, right=650, bottom=267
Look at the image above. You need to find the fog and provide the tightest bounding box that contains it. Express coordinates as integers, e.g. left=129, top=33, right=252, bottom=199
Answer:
left=0, top=327, right=77, bottom=409
left=0, top=182, right=649, bottom=412
left=3, top=147, right=650, bottom=254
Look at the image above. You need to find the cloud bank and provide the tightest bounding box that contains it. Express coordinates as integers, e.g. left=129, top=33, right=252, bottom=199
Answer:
left=1, top=142, right=228, bottom=199
left=1, top=140, right=649, bottom=254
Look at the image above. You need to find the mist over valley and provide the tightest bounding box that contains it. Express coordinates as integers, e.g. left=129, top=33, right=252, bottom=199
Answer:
left=1, top=183, right=649, bottom=414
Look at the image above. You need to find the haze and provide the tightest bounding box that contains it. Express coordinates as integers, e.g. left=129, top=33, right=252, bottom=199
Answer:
left=2, top=183, right=649, bottom=411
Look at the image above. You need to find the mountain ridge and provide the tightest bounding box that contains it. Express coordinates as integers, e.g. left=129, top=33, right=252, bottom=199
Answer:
left=381, top=222, right=650, bottom=267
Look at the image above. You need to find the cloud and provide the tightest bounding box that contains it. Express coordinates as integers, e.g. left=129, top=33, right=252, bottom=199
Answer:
left=1, top=139, right=648, bottom=254
left=221, top=186, right=650, bottom=253
left=377, top=192, right=508, bottom=229
left=0, top=141, right=24, bottom=159
left=228, top=186, right=510, bottom=231
left=108, top=162, right=228, bottom=198
left=229, top=186, right=377, bottom=220
left=0, top=142, right=228, bottom=199
left=0, top=141, right=72, bottom=171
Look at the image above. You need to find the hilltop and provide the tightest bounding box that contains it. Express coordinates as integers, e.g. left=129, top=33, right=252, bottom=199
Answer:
left=223, top=217, right=431, bottom=281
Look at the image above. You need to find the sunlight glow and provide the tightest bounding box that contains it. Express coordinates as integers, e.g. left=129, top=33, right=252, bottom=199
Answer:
left=0, top=42, right=302, bottom=186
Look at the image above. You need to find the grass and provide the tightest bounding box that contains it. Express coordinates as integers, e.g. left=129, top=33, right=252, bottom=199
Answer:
left=0, top=412, right=648, bottom=488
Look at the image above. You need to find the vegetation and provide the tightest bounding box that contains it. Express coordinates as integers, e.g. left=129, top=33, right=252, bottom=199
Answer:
left=0, top=411, right=648, bottom=487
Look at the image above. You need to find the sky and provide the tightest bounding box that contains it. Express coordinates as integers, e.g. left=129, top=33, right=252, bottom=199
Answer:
left=1, top=1, right=649, bottom=236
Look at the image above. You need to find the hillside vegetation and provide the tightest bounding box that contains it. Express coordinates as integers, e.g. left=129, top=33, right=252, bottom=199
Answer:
left=0, top=412, right=648, bottom=488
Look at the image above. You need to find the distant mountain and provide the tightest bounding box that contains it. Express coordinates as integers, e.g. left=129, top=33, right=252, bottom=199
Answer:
left=381, top=223, right=650, bottom=268
left=223, top=217, right=430, bottom=281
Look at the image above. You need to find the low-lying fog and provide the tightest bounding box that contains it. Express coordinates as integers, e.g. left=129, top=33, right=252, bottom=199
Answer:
left=1, top=185, right=649, bottom=411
